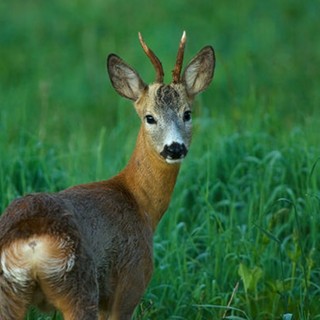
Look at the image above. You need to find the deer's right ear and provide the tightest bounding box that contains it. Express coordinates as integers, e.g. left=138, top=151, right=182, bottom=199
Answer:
left=107, top=54, right=147, bottom=101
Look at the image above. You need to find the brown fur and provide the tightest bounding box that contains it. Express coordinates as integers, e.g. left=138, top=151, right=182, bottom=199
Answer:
left=0, top=33, right=215, bottom=319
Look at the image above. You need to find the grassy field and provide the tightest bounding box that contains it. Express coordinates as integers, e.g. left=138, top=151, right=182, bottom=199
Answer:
left=1, top=0, right=320, bottom=319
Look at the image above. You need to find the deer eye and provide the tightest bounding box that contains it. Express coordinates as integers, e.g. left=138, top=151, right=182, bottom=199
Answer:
left=145, top=115, right=157, bottom=124
left=183, top=110, right=192, bottom=122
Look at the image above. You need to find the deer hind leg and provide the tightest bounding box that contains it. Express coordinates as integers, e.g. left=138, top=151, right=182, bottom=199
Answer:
left=37, top=244, right=100, bottom=320
left=40, top=272, right=99, bottom=320
left=0, top=272, right=33, bottom=320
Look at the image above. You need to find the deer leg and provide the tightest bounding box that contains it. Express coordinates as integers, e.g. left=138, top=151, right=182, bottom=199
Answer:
left=0, top=293, right=28, bottom=320
left=38, top=250, right=100, bottom=320
left=59, top=303, right=99, bottom=320
left=0, top=275, right=33, bottom=320
left=50, top=279, right=99, bottom=319
left=108, top=290, right=142, bottom=320
left=108, top=267, right=152, bottom=320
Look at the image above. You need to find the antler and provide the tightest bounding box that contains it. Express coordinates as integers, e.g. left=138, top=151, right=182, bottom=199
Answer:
left=138, top=32, right=164, bottom=83
left=172, top=31, right=187, bottom=83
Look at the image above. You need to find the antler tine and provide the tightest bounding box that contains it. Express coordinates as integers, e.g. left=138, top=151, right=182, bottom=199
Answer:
left=172, top=31, right=187, bottom=83
left=138, top=32, right=164, bottom=83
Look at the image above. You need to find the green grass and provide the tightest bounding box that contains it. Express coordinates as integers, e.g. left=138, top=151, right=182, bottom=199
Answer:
left=1, top=0, right=320, bottom=319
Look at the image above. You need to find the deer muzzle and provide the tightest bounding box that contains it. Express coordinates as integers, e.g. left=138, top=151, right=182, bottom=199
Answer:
left=160, top=142, right=188, bottom=162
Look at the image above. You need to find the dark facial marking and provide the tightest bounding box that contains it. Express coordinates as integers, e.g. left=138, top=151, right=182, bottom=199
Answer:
left=160, top=142, right=188, bottom=160
left=156, top=85, right=180, bottom=110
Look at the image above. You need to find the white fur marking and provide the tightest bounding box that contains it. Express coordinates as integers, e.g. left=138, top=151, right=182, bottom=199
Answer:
left=1, top=236, right=75, bottom=284
left=163, top=122, right=184, bottom=147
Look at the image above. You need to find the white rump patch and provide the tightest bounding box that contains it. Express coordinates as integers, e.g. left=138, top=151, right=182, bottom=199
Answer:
left=1, top=235, right=75, bottom=285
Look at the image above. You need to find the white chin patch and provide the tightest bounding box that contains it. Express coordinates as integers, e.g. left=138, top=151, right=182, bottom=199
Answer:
left=165, top=157, right=184, bottom=164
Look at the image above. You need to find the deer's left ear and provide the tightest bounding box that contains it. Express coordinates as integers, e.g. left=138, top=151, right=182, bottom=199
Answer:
left=182, top=46, right=215, bottom=97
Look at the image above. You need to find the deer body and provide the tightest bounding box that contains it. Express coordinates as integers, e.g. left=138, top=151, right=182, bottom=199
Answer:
left=0, top=32, right=215, bottom=320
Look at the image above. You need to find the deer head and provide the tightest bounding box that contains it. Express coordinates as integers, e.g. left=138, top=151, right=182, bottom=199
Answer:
left=107, top=31, right=215, bottom=164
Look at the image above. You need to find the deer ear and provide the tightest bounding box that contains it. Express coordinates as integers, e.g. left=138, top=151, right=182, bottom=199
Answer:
left=182, top=46, right=215, bottom=97
left=107, top=54, right=147, bottom=101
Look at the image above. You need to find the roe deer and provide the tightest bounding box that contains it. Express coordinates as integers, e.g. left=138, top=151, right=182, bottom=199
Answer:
left=0, top=31, right=215, bottom=320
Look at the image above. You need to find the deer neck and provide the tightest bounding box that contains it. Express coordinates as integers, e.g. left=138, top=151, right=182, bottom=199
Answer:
left=117, top=127, right=180, bottom=231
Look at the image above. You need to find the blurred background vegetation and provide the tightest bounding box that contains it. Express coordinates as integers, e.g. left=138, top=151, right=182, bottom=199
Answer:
left=1, top=0, right=320, bottom=319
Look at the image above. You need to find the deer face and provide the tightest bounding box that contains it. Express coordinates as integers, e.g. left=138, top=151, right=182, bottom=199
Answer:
left=135, top=83, right=192, bottom=163
left=107, top=32, right=215, bottom=164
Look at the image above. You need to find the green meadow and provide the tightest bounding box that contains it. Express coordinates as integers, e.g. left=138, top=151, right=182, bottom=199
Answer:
left=1, top=0, right=320, bottom=319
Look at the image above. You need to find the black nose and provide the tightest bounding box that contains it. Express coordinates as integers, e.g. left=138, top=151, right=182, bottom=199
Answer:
left=160, top=142, right=188, bottom=160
